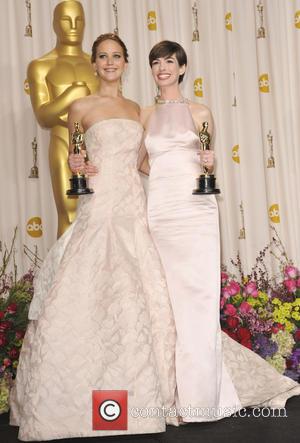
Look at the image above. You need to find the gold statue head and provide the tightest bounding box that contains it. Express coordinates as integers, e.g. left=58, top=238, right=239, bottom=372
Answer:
left=53, top=0, right=85, bottom=45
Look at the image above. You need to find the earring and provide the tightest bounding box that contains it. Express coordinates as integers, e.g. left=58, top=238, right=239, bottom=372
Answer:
left=94, top=70, right=99, bottom=77
left=118, top=77, right=123, bottom=94
left=156, top=85, right=161, bottom=97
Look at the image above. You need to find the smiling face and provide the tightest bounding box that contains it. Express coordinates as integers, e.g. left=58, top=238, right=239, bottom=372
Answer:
left=53, top=1, right=84, bottom=45
left=93, top=39, right=127, bottom=83
left=151, top=54, right=186, bottom=88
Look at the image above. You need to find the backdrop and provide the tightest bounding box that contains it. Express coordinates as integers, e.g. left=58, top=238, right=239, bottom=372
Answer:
left=1, top=0, right=300, bottom=275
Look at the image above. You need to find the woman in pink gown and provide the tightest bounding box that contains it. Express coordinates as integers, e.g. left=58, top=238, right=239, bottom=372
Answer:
left=139, top=40, right=300, bottom=422
left=9, top=34, right=177, bottom=441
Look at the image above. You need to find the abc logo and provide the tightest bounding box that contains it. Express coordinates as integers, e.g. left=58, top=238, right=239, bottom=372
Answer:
left=295, top=11, right=300, bottom=29
left=225, top=12, right=232, bottom=31
left=147, top=11, right=157, bottom=30
left=26, top=217, right=43, bottom=237
left=24, top=78, right=30, bottom=95
left=259, top=73, right=270, bottom=93
left=268, top=204, right=280, bottom=223
left=232, top=145, right=240, bottom=163
left=194, top=78, right=203, bottom=97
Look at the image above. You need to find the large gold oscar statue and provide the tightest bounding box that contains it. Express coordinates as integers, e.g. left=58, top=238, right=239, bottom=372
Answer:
left=27, top=0, right=98, bottom=237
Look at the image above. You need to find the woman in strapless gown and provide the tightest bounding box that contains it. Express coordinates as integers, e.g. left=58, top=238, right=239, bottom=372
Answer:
left=140, top=40, right=300, bottom=422
left=9, top=34, right=177, bottom=441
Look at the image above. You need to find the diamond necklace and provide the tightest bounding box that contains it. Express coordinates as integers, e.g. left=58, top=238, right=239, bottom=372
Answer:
left=155, top=96, right=189, bottom=104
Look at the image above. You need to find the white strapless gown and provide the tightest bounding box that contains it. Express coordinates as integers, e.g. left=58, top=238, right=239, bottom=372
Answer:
left=9, top=119, right=177, bottom=440
left=145, top=102, right=300, bottom=422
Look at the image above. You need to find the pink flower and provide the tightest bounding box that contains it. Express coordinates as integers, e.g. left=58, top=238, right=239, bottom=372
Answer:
left=294, top=329, right=300, bottom=342
left=284, top=279, right=297, bottom=293
left=227, top=317, right=239, bottom=329
left=224, top=304, right=237, bottom=316
left=221, top=288, right=231, bottom=299
left=3, top=358, right=11, bottom=367
left=239, top=301, right=252, bottom=314
left=237, top=327, right=251, bottom=341
left=0, top=333, right=7, bottom=346
left=6, top=303, right=17, bottom=314
left=227, top=280, right=240, bottom=296
left=223, top=329, right=238, bottom=341
left=0, top=321, right=12, bottom=332
left=8, top=348, right=19, bottom=359
left=245, top=281, right=258, bottom=297
left=284, top=265, right=299, bottom=279
left=221, top=272, right=228, bottom=284
left=15, top=330, right=25, bottom=340
left=296, top=278, right=300, bottom=288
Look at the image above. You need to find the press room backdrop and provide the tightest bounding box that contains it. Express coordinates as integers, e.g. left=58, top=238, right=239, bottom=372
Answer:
left=1, top=0, right=300, bottom=275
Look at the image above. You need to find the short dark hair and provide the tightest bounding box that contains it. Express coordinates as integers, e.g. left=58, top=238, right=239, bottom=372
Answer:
left=91, top=33, right=129, bottom=63
left=149, top=40, right=187, bottom=83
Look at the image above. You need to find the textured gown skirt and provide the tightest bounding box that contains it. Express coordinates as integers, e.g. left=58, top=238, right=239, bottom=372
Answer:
left=145, top=102, right=300, bottom=422
left=9, top=119, right=177, bottom=440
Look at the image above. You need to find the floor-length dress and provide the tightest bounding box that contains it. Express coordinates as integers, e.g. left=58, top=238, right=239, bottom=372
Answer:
left=9, top=119, right=177, bottom=440
left=145, top=102, right=300, bottom=422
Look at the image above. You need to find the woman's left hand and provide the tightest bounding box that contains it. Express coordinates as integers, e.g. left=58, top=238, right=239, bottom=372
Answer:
left=198, top=150, right=214, bottom=171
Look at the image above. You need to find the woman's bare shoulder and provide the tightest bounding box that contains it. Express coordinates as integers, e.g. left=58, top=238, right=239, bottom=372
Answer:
left=123, top=98, right=140, bottom=114
left=188, top=101, right=212, bottom=118
left=68, top=95, right=96, bottom=115
left=140, top=105, right=155, bottom=127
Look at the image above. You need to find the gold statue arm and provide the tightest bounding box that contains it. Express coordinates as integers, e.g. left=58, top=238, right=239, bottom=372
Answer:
left=27, top=60, right=91, bottom=128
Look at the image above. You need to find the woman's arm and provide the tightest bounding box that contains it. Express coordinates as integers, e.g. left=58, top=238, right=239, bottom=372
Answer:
left=137, top=141, right=150, bottom=175
left=138, top=106, right=155, bottom=175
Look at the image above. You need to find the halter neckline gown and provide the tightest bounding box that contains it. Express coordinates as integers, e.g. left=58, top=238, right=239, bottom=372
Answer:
left=9, top=119, right=177, bottom=440
left=145, top=102, right=300, bottom=421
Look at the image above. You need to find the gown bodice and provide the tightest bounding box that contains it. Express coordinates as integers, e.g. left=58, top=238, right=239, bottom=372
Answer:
left=84, top=118, right=143, bottom=173
left=77, top=118, right=145, bottom=219
left=144, top=103, right=201, bottom=179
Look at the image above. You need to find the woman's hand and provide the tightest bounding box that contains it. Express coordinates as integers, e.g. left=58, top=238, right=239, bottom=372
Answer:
left=68, top=153, right=99, bottom=176
left=198, top=150, right=214, bottom=172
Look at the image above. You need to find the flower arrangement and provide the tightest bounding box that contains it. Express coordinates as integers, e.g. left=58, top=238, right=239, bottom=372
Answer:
left=0, top=229, right=37, bottom=413
left=220, top=228, right=300, bottom=382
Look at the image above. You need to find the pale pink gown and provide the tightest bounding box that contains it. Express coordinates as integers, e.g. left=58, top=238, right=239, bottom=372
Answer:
left=145, top=102, right=300, bottom=422
left=9, top=119, right=177, bottom=440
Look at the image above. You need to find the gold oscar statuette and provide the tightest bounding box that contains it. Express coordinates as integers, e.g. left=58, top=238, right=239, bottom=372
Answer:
left=257, top=2, right=266, bottom=38
left=267, top=130, right=275, bottom=168
left=66, top=122, right=94, bottom=196
left=24, top=0, right=32, bottom=37
left=192, top=2, right=200, bottom=41
left=29, top=136, right=39, bottom=178
left=193, top=122, right=220, bottom=195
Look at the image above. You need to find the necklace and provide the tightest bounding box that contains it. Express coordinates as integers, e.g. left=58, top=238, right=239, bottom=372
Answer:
left=155, top=96, right=189, bottom=104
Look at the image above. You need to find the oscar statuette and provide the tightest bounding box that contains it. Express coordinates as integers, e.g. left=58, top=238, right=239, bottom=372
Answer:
left=66, top=122, right=94, bottom=196
left=192, top=121, right=220, bottom=195
left=28, top=137, right=39, bottom=178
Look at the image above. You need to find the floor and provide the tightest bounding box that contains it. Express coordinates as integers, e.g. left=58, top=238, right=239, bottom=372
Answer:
left=1, top=396, right=299, bottom=443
